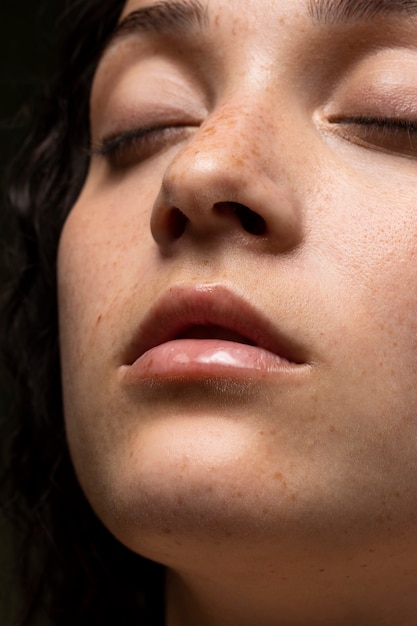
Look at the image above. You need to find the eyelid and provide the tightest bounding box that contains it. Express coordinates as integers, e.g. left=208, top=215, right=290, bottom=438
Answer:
left=323, top=113, right=417, bottom=159
left=89, top=124, right=187, bottom=156
left=89, top=101, right=204, bottom=147
left=322, top=91, right=417, bottom=129
left=88, top=123, right=197, bottom=167
left=89, top=63, right=210, bottom=166
left=319, top=56, right=417, bottom=124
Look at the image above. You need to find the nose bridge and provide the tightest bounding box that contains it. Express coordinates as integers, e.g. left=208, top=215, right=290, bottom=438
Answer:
left=166, top=94, right=279, bottom=195
left=178, top=23, right=298, bottom=181
left=194, top=98, right=264, bottom=165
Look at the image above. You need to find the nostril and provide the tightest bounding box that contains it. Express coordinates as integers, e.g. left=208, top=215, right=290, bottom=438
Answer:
left=162, top=203, right=267, bottom=242
left=214, top=202, right=266, bottom=236
left=168, top=208, right=188, bottom=239
left=234, top=204, right=267, bottom=236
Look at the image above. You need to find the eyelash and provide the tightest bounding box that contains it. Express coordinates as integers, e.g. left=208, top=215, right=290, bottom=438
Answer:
left=330, top=115, right=417, bottom=154
left=89, top=125, right=193, bottom=166
left=335, top=115, right=417, bottom=131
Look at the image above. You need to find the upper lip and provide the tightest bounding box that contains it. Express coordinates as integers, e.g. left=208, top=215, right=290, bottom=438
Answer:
left=122, top=284, right=308, bottom=366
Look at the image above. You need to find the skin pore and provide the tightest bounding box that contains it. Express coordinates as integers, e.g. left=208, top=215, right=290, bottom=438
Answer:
left=58, top=0, right=417, bottom=624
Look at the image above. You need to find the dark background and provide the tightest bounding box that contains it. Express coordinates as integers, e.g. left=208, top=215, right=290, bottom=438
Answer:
left=1, top=4, right=64, bottom=623
left=1, top=2, right=64, bottom=174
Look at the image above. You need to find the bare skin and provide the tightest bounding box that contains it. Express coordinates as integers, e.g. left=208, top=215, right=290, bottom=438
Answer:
left=58, top=1, right=417, bottom=624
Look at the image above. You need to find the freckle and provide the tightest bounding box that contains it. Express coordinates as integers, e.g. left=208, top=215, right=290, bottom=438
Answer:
left=236, top=491, right=243, bottom=498
left=361, top=564, right=368, bottom=568
left=280, top=577, right=288, bottom=581
left=269, top=429, right=276, bottom=436
left=259, top=430, right=265, bottom=436
left=262, top=508, right=269, bottom=515
left=290, top=493, right=298, bottom=501
left=369, top=549, right=375, bottom=553
left=319, top=569, right=325, bottom=573
left=395, top=491, right=401, bottom=498
left=162, top=528, right=172, bottom=535
left=234, top=157, right=246, bottom=168
left=201, top=126, right=216, bottom=137
left=274, top=473, right=287, bottom=487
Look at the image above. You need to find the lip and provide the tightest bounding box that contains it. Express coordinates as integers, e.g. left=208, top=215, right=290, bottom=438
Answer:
left=119, top=284, right=310, bottom=382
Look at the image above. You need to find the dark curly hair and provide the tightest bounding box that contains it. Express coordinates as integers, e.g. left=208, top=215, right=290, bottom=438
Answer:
left=1, top=1, right=164, bottom=624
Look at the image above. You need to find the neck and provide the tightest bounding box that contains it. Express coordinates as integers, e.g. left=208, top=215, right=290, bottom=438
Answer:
left=164, top=548, right=417, bottom=626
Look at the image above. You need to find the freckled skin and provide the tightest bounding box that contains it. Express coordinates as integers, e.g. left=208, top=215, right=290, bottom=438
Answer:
left=58, top=0, right=417, bottom=625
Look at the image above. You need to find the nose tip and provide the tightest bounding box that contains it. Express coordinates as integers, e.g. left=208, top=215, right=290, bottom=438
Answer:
left=150, top=107, right=303, bottom=253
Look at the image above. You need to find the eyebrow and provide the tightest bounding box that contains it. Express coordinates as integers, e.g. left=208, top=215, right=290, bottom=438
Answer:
left=103, top=0, right=417, bottom=56
left=104, top=0, right=208, bottom=50
left=308, top=0, right=417, bottom=23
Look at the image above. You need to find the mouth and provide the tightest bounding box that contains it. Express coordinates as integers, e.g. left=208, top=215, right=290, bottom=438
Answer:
left=177, top=324, right=257, bottom=345
left=120, top=284, right=309, bottom=381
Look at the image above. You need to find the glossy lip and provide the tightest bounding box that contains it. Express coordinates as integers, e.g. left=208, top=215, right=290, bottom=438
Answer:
left=119, top=284, right=310, bottom=381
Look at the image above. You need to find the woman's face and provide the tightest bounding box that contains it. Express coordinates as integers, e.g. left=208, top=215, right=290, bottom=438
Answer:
left=58, top=0, right=417, bottom=617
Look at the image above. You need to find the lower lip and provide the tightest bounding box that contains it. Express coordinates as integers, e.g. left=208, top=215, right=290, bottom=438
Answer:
left=121, top=339, right=302, bottom=382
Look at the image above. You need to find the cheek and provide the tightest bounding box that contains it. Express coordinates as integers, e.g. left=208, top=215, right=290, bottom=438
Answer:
left=57, top=187, right=156, bottom=470
left=57, top=177, right=156, bottom=358
left=58, top=214, right=122, bottom=372
left=312, top=170, right=417, bottom=346
left=353, top=210, right=417, bottom=358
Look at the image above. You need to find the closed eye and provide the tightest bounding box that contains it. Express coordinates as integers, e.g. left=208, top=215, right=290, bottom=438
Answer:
left=328, top=115, right=417, bottom=157
left=89, top=125, right=196, bottom=167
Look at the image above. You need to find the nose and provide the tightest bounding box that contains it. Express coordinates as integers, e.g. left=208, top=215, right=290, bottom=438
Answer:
left=150, top=103, right=303, bottom=253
